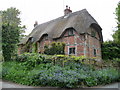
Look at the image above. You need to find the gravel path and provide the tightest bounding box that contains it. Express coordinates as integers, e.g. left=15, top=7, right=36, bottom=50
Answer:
left=0, top=79, right=120, bottom=89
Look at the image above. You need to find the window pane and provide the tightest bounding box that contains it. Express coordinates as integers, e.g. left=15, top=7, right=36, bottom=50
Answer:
left=94, top=49, right=96, bottom=57
left=69, top=47, right=75, bottom=54
left=68, top=29, right=74, bottom=35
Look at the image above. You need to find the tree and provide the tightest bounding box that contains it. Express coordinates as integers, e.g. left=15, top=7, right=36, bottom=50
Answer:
left=102, top=41, right=120, bottom=60
left=113, top=2, right=120, bottom=44
left=1, top=7, right=26, bottom=61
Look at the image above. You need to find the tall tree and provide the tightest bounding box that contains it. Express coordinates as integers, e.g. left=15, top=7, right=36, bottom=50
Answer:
left=2, top=7, right=26, bottom=61
left=113, top=2, right=120, bottom=44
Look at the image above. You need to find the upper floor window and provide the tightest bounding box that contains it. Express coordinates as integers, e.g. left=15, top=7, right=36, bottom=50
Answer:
left=43, top=34, right=48, bottom=40
left=44, top=35, right=48, bottom=40
left=91, top=30, right=96, bottom=37
left=29, top=37, right=34, bottom=43
left=68, top=29, right=74, bottom=36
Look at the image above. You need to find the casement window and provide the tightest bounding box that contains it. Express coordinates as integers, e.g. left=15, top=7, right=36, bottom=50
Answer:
left=68, top=29, right=74, bottom=36
left=94, top=49, right=96, bottom=57
left=91, top=30, right=96, bottom=37
left=45, top=36, right=48, bottom=40
left=29, top=37, right=34, bottom=43
left=31, top=37, right=34, bottom=42
left=69, top=47, right=76, bottom=55
left=43, top=34, right=48, bottom=40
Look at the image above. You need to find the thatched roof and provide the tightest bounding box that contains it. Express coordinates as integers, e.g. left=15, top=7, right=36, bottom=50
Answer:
left=20, top=9, right=102, bottom=45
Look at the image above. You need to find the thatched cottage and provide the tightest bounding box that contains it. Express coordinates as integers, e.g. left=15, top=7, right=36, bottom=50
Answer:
left=18, top=6, right=103, bottom=59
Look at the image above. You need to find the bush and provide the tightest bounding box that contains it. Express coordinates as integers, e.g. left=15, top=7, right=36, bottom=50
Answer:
left=102, top=41, right=120, bottom=60
left=32, top=65, right=87, bottom=88
left=2, top=54, right=120, bottom=88
left=2, top=61, right=46, bottom=85
left=44, top=42, right=65, bottom=55
left=85, top=68, right=120, bottom=86
left=15, top=53, right=48, bottom=70
left=2, top=61, right=31, bottom=85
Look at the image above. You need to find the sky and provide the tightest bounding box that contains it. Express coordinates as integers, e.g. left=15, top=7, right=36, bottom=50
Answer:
left=0, top=0, right=119, bottom=41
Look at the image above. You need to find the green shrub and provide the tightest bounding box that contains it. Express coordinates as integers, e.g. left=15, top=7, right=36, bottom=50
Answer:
left=44, top=42, right=65, bottom=55
left=102, top=41, right=120, bottom=60
left=85, top=68, right=120, bottom=86
left=15, top=53, right=48, bottom=70
left=2, top=55, right=120, bottom=88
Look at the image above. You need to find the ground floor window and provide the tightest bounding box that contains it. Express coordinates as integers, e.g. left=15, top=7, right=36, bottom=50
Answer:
left=94, top=49, right=96, bottom=57
left=69, top=47, right=76, bottom=55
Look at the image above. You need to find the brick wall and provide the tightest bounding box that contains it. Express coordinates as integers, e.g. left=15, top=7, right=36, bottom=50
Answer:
left=19, top=27, right=102, bottom=59
left=86, top=27, right=102, bottom=59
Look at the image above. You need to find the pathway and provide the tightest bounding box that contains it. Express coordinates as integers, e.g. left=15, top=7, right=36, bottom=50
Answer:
left=0, top=80, right=119, bottom=90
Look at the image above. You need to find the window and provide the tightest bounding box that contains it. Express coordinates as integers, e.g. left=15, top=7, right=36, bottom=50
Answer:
left=29, top=37, right=34, bottom=43
left=91, top=31, right=96, bottom=37
left=94, top=49, right=96, bottom=57
left=42, top=34, right=48, bottom=40
left=69, top=47, right=75, bottom=55
left=68, top=29, right=74, bottom=36
left=31, top=37, right=34, bottom=42
left=44, top=35, right=48, bottom=40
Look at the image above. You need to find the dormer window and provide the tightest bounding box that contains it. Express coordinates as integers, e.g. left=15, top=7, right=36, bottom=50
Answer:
left=68, top=29, right=74, bottom=36
left=29, top=37, right=34, bottom=43
left=44, top=34, right=48, bottom=40
left=91, top=27, right=96, bottom=37
left=42, top=34, right=48, bottom=40
left=91, top=30, right=96, bottom=37
left=31, top=37, right=34, bottom=42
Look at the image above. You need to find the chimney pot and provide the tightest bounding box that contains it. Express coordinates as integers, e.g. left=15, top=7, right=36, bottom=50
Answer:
left=34, top=21, right=38, bottom=27
left=64, top=5, right=72, bottom=16
left=66, top=5, right=68, bottom=9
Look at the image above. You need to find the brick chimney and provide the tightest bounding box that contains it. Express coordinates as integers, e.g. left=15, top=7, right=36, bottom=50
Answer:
left=64, top=5, right=72, bottom=16
left=34, top=21, right=38, bottom=27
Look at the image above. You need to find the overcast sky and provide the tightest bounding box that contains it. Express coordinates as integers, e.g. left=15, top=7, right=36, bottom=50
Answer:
left=0, top=0, right=119, bottom=41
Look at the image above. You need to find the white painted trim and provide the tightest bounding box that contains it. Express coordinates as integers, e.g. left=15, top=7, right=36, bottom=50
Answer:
left=68, top=46, right=69, bottom=55
left=75, top=45, right=77, bottom=56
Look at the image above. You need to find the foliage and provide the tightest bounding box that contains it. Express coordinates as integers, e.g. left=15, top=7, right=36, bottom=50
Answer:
left=15, top=53, right=47, bottom=70
left=1, top=7, right=26, bottom=61
left=32, top=43, right=38, bottom=53
left=51, top=55, right=86, bottom=67
left=113, top=2, right=120, bottom=44
left=44, top=42, right=65, bottom=55
left=0, top=62, right=2, bottom=79
left=2, top=61, right=34, bottom=85
left=2, top=57, right=120, bottom=88
left=102, top=41, right=120, bottom=60
left=85, top=68, right=119, bottom=86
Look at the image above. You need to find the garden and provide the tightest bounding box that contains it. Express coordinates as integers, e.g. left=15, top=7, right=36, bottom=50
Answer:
left=1, top=53, right=120, bottom=88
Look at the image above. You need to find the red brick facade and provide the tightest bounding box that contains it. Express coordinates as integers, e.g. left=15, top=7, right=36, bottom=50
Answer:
left=33, top=27, right=102, bottom=59
left=18, top=27, right=102, bottom=59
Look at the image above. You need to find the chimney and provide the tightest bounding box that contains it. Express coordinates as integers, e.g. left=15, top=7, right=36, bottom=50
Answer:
left=64, top=5, right=72, bottom=16
left=34, top=21, right=38, bottom=27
